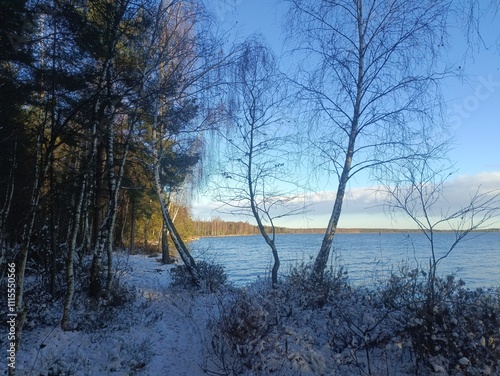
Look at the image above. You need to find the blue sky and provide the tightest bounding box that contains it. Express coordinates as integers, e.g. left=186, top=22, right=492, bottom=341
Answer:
left=194, top=0, right=500, bottom=229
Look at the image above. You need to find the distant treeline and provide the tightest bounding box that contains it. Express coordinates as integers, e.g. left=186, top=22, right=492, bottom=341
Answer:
left=191, top=218, right=326, bottom=237
left=192, top=219, right=260, bottom=237
left=191, top=218, right=500, bottom=237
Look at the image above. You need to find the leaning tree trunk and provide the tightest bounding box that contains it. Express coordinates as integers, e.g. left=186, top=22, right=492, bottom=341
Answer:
left=312, top=101, right=360, bottom=279
left=311, top=95, right=360, bottom=280
left=153, top=163, right=200, bottom=283
left=312, top=1, right=365, bottom=281
left=312, top=166, right=351, bottom=280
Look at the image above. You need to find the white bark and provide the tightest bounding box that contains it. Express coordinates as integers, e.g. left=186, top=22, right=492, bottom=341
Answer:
left=61, top=174, right=86, bottom=330
left=153, top=156, right=200, bottom=283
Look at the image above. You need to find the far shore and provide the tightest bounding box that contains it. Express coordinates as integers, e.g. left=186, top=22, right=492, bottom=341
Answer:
left=191, top=227, right=500, bottom=239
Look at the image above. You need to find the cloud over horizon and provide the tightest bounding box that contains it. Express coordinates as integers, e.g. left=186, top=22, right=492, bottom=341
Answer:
left=192, top=171, right=500, bottom=229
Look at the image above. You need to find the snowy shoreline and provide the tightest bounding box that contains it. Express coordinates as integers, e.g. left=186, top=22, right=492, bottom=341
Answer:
left=3, top=252, right=499, bottom=376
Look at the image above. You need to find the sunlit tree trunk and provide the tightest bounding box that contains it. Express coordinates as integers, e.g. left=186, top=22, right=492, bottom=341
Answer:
left=152, top=134, right=200, bottom=283
left=161, top=220, right=171, bottom=264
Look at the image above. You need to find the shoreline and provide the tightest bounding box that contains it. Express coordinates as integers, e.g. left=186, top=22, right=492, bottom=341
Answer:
left=191, top=228, right=500, bottom=239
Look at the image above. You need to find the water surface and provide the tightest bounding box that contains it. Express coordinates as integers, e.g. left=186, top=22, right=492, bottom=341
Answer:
left=190, top=232, right=500, bottom=288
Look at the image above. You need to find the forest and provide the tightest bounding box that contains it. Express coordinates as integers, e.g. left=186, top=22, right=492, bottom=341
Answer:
left=1, top=0, right=500, bottom=375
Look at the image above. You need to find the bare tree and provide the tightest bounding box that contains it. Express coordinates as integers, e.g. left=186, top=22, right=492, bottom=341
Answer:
left=379, top=154, right=500, bottom=360
left=284, top=0, right=455, bottom=279
left=215, top=39, right=302, bottom=287
left=380, top=156, right=500, bottom=302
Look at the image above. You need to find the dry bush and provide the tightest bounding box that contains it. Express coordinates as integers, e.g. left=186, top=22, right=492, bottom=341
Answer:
left=285, top=261, right=348, bottom=308
left=382, top=265, right=500, bottom=374
left=171, top=260, right=228, bottom=292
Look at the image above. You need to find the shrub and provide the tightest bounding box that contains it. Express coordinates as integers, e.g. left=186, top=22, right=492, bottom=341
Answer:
left=207, top=289, right=275, bottom=374
left=80, top=281, right=137, bottom=331
left=207, top=265, right=352, bottom=376
left=207, top=261, right=500, bottom=376
left=171, top=260, right=227, bottom=292
left=381, top=265, right=500, bottom=374
left=285, top=261, right=348, bottom=308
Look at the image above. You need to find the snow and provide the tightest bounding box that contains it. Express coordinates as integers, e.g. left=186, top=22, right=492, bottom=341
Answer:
left=3, top=251, right=499, bottom=375
left=3, top=253, right=217, bottom=376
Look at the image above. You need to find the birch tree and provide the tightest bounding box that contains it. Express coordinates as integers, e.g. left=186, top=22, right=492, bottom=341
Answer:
left=216, top=39, right=300, bottom=287
left=61, top=163, right=86, bottom=330
left=136, top=0, right=227, bottom=284
left=381, top=156, right=500, bottom=301
left=380, top=155, right=500, bottom=357
left=285, top=0, right=455, bottom=279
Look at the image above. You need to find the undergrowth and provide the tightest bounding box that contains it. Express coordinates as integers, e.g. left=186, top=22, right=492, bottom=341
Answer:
left=171, top=260, right=228, bottom=292
left=207, top=262, right=500, bottom=376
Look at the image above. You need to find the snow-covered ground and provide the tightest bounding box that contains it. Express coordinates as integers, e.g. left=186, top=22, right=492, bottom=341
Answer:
left=3, top=252, right=499, bottom=375
left=3, top=253, right=218, bottom=376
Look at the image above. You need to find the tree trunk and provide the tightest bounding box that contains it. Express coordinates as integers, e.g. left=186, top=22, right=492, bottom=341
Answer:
left=312, top=0, right=365, bottom=280
left=13, top=129, right=52, bottom=374
left=163, top=203, right=200, bottom=280
left=248, top=177, right=280, bottom=287
left=92, top=142, right=105, bottom=247
left=106, top=238, right=113, bottom=290
left=161, top=220, right=171, bottom=264
left=90, top=119, right=130, bottom=296
left=90, top=125, right=114, bottom=298
left=247, top=119, right=280, bottom=287
left=153, top=163, right=199, bottom=283
left=129, top=195, right=136, bottom=254
left=312, top=168, right=350, bottom=279
left=61, top=175, right=86, bottom=330
left=49, top=152, right=57, bottom=297
left=118, top=196, right=129, bottom=248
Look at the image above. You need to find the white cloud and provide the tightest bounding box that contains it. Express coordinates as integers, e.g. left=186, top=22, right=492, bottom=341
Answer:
left=192, top=172, right=500, bottom=229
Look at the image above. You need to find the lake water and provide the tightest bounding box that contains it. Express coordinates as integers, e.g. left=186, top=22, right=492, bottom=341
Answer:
left=190, top=232, right=500, bottom=288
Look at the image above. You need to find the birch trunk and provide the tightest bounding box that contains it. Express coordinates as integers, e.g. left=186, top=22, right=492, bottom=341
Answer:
left=89, top=122, right=115, bottom=297
left=312, top=1, right=365, bottom=280
left=105, top=144, right=129, bottom=290
left=61, top=175, right=86, bottom=330
left=247, top=121, right=280, bottom=287
left=161, top=220, right=171, bottom=264
left=12, top=129, right=52, bottom=375
left=90, top=120, right=130, bottom=296
left=153, top=162, right=200, bottom=283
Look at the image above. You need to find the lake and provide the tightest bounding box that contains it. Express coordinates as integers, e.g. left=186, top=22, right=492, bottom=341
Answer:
left=190, top=232, right=500, bottom=288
